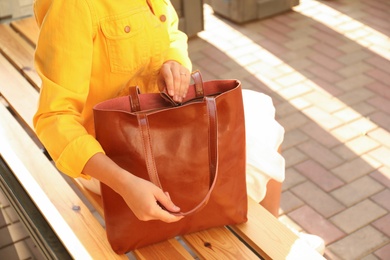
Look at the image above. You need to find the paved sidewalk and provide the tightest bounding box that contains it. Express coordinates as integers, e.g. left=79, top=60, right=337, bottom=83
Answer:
left=190, top=1, right=389, bottom=259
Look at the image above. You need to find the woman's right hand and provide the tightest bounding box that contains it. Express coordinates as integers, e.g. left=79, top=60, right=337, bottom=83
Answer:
left=118, top=173, right=183, bottom=223
left=83, top=153, right=183, bottom=223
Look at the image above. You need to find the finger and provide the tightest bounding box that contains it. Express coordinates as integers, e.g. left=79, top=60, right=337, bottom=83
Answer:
left=156, top=191, right=181, bottom=213
left=172, top=67, right=182, bottom=102
left=179, top=71, right=190, bottom=99
left=160, top=63, right=174, bottom=96
left=158, top=209, right=184, bottom=223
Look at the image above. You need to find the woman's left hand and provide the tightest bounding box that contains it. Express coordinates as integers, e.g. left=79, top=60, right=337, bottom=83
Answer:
left=157, top=60, right=190, bottom=103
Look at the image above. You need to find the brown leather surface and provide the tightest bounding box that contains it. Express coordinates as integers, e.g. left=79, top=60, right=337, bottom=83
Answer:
left=93, top=72, right=247, bottom=253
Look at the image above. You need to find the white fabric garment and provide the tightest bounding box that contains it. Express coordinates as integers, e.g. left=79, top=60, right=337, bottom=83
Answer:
left=242, top=89, right=285, bottom=202
left=79, top=89, right=286, bottom=203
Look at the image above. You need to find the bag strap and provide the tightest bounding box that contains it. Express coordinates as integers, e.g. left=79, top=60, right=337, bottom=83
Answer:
left=136, top=96, right=218, bottom=216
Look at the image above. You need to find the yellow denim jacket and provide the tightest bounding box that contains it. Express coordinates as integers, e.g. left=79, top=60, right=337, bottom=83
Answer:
left=33, top=0, right=192, bottom=178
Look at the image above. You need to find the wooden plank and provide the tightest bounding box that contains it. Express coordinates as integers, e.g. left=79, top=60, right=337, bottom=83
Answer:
left=230, top=198, right=326, bottom=260
left=0, top=24, right=41, bottom=90
left=73, top=178, right=105, bottom=217
left=10, top=16, right=39, bottom=47
left=0, top=103, right=126, bottom=260
left=134, top=239, right=194, bottom=260
left=0, top=54, right=37, bottom=130
left=183, top=226, right=260, bottom=259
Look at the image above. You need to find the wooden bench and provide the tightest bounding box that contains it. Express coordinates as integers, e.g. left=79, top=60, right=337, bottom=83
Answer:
left=0, top=17, right=325, bottom=259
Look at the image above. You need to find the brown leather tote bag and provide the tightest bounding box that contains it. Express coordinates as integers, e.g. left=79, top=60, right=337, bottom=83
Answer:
left=93, top=72, right=247, bottom=254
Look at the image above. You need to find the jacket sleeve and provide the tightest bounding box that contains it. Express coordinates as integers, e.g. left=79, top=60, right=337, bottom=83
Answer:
left=164, top=1, right=192, bottom=71
left=33, top=0, right=103, bottom=178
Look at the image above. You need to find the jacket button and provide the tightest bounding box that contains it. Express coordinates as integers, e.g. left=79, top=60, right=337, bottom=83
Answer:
left=159, top=15, right=166, bottom=22
left=124, top=26, right=131, bottom=33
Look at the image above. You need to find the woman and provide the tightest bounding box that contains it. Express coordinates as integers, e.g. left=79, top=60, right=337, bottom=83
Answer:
left=33, top=2, right=323, bottom=252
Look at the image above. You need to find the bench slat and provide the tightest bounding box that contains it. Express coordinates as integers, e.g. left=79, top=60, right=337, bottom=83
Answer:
left=0, top=24, right=41, bottom=89
left=0, top=54, right=37, bottom=130
left=10, top=17, right=39, bottom=47
left=134, top=239, right=194, bottom=260
left=0, top=102, right=126, bottom=260
left=183, top=226, right=260, bottom=259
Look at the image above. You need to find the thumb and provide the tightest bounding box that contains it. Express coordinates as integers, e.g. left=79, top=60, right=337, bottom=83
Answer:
left=156, top=191, right=181, bottom=213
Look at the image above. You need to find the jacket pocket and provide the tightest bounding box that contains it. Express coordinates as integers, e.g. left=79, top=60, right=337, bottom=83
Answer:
left=101, top=8, right=149, bottom=74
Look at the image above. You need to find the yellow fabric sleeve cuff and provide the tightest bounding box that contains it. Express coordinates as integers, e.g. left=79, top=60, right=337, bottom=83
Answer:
left=56, top=135, right=105, bottom=179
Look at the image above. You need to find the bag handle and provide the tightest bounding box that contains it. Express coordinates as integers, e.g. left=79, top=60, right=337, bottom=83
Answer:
left=129, top=71, right=205, bottom=111
left=136, top=96, right=218, bottom=216
left=159, top=70, right=205, bottom=106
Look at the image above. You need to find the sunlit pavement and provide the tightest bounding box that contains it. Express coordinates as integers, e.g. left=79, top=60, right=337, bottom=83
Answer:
left=189, top=1, right=390, bottom=259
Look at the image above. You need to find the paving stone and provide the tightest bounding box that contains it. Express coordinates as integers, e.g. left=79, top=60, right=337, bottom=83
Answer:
left=332, top=155, right=382, bottom=183
left=331, top=176, right=384, bottom=207
left=280, top=191, right=304, bottom=215
left=0, top=240, right=33, bottom=260
left=337, top=62, right=373, bottom=78
left=0, top=222, right=29, bottom=248
left=298, top=140, right=344, bottom=169
left=370, top=166, right=390, bottom=188
left=277, top=82, right=313, bottom=100
left=288, top=205, right=345, bottom=245
left=282, top=167, right=307, bottom=191
left=24, top=237, right=45, bottom=260
left=368, top=128, right=390, bottom=150
left=338, top=49, right=372, bottom=65
left=328, top=226, right=389, bottom=260
left=291, top=181, right=345, bottom=218
left=331, top=124, right=369, bottom=143
left=308, top=76, right=345, bottom=96
left=333, top=107, right=362, bottom=123
left=311, top=42, right=344, bottom=59
left=330, top=200, right=387, bottom=233
left=371, top=189, right=390, bottom=211
left=330, top=118, right=378, bottom=142
left=336, top=74, right=375, bottom=92
left=302, top=91, right=345, bottom=113
left=367, top=96, right=390, bottom=114
left=295, top=159, right=344, bottom=192
left=368, top=147, right=390, bottom=168
left=311, top=29, right=347, bottom=47
left=275, top=101, right=302, bottom=118
left=374, top=242, right=390, bottom=260
left=282, top=129, right=309, bottom=150
left=0, top=208, right=10, bottom=229
left=366, top=82, right=390, bottom=99
left=372, top=214, right=390, bottom=238
left=278, top=112, right=309, bottom=132
left=366, top=69, right=390, bottom=86
left=369, top=111, right=390, bottom=133
left=361, top=254, right=380, bottom=260
left=308, top=52, right=344, bottom=71
left=301, top=122, right=341, bottom=149
left=343, top=135, right=380, bottom=155
left=282, top=147, right=308, bottom=168
left=348, top=117, right=379, bottom=136
left=284, top=36, right=317, bottom=51
left=306, top=64, right=344, bottom=84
